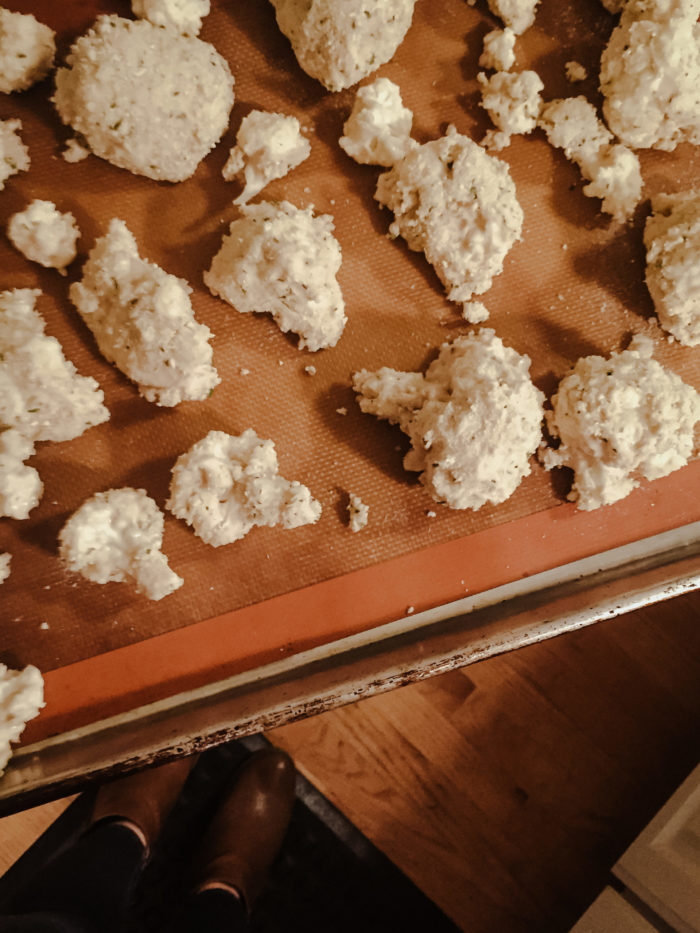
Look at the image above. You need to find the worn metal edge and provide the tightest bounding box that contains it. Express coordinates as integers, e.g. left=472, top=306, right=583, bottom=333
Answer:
left=1, top=522, right=698, bottom=814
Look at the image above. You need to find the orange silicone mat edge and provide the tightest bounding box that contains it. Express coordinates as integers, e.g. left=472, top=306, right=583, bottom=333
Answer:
left=23, top=458, right=700, bottom=745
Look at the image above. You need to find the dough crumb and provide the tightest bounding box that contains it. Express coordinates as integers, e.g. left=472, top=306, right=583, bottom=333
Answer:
left=486, top=0, right=540, bottom=34
left=462, top=300, right=489, bottom=323
left=565, top=60, right=587, bottom=82
left=347, top=492, right=369, bottom=531
left=62, top=137, right=90, bottom=163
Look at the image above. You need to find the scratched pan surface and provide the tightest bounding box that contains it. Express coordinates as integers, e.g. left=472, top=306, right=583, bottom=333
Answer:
left=0, top=0, right=698, bottom=681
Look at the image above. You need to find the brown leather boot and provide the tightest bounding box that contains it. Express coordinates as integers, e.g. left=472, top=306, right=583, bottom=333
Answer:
left=191, top=747, right=296, bottom=910
left=90, top=755, right=197, bottom=853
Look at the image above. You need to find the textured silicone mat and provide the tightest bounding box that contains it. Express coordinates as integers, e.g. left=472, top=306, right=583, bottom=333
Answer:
left=1, top=1, right=698, bottom=703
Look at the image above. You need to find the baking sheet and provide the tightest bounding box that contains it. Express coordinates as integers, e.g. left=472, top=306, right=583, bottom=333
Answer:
left=1, top=0, right=699, bottom=737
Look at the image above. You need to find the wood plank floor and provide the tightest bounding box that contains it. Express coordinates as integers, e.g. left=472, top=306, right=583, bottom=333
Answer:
left=269, top=590, right=700, bottom=931
left=2, top=591, right=699, bottom=931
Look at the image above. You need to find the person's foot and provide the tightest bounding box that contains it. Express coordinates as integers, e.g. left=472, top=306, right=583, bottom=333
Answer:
left=191, top=746, right=296, bottom=911
left=90, top=754, right=197, bottom=853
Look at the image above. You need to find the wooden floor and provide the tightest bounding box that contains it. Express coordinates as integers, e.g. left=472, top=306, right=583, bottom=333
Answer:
left=2, top=590, right=699, bottom=932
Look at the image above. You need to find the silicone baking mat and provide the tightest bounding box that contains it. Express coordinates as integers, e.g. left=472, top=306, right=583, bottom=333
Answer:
left=1, top=0, right=699, bottom=742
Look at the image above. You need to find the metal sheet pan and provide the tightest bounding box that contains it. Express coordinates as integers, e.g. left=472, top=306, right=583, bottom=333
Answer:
left=2, top=521, right=698, bottom=815
left=1, top=0, right=699, bottom=811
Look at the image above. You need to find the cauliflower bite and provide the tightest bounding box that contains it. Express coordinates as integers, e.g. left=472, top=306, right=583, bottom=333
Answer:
left=0, top=552, right=9, bottom=583
left=486, top=0, right=540, bottom=34
left=0, top=429, right=42, bottom=520
left=167, top=428, right=322, bottom=547
left=478, top=70, right=543, bottom=150
left=347, top=492, right=369, bottom=531
left=538, top=96, right=642, bottom=222
left=204, top=201, right=346, bottom=352
left=479, top=27, right=516, bottom=72
left=270, top=0, right=417, bottom=92
left=0, top=663, right=44, bottom=776
left=600, top=0, right=700, bottom=151
left=644, top=190, right=700, bottom=347
left=222, top=110, right=310, bottom=205
left=0, top=119, right=30, bottom=191
left=0, top=7, right=55, bottom=94
left=131, top=0, right=211, bottom=35
left=59, top=487, right=184, bottom=601
left=339, top=77, right=416, bottom=167
left=353, top=329, right=544, bottom=510
left=541, top=335, right=700, bottom=510
left=53, top=15, right=234, bottom=182
left=375, top=126, right=523, bottom=308
left=7, top=200, right=80, bottom=274
left=70, top=220, right=219, bottom=407
left=0, top=288, right=109, bottom=445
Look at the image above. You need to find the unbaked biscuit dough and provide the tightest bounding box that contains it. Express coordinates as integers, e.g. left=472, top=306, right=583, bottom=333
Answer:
left=541, top=336, right=700, bottom=510
left=600, top=0, right=700, bottom=151
left=375, top=126, right=523, bottom=310
left=205, top=201, right=346, bottom=351
left=644, top=190, right=700, bottom=347
left=167, top=429, right=322, bottom=546
left=269, top=0, right=417, bottom=92
left=53, top=15, right=234, bottom=182
left=59, top=488, right=184, bottom=601
left=353, top=329, right=544, bottom=511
